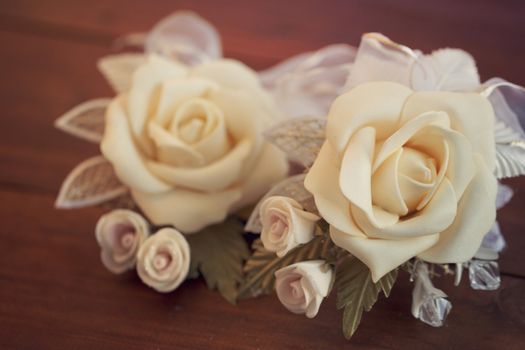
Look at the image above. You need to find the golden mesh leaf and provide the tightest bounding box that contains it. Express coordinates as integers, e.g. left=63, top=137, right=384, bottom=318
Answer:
left=55, top=156, right=127, bottom=209
left=54, top=99, right=110, bottom=143
left=264, top=117, right=326, bottom=167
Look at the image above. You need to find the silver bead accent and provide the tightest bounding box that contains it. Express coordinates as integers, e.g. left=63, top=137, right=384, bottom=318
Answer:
left=468, top=260, right=501, bottom=291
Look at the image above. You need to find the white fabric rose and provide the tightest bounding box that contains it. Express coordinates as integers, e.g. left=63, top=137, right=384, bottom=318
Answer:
left=260, top=196, right=320, bottom=257
left=275, top=260, right=333, bottom=318
left=95, top=209, right=150, bottom=274
left=136, top=228, right=190, bottom=292
left=305, top=81, right=497, bottom=282
left=101, top=55, right=288, bottom=233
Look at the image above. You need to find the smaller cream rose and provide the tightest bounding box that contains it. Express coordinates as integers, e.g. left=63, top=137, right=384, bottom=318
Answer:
left=95, top=209, right=150, bottom=274
left=260, top=196, right=320, bottom=257
left=275, top=260, right=333, bottom=318
left=137, top=228, right=190, bottom=292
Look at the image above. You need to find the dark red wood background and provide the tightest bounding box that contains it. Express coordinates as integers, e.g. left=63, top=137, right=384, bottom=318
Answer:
left=1, top=1, right=524, bottom=349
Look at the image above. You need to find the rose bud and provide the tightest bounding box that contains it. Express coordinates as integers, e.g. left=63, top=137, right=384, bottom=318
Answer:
left=260, top=196, right=320, bottom=257
left=95, top=209, right=150, bottom=274
left=275, top=260, right=333, bottom=318
left=136, top=228, right=190, bottom=293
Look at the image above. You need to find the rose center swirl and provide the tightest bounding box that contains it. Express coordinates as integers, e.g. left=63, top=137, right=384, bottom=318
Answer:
left=372, top=146, right=438, bottom=216
left=152, top=251, right=172, bottom=271
left=170, top=98, right=221, bottom=145
left=120, top=232, right=136, bottom=249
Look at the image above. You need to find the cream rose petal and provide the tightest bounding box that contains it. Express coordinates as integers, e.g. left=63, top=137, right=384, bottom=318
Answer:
left=209, top=89, right=265, bottom=144
left=339, top=127, right=400, bottom=229
left=131, top=187, right=242, bottom=233
left=233, top=143, right=289, bottom=210
left=147, top=122, right=206, bottom=168
left=330, top=225, right=439, bottom=282
left=372, top=111, right=450, bottom=173
left=401, top=91, right=496, bottom=170
left=127, top=55, right=188, bottom=154
left=304, top=142, right=366, bottom=237
left=409, top=125, right=476, bottom=200
left=176, top=100, right=232, bottom=164
left=340, top=126, right=457, bottom=238
left=149, top=97, right=232, bottom=168
left=326, top=81, right=412, bottom=154
left=388, top=149, right=444, bottom=213
left=146, top=139, right=252, bottom=191
left=192, top=60, right=279, bottom=121
left=288, top=208, right=320, bottom=242
left=418, top=155, right=497, bottom=263
left=352, top=178, right=457, bottom=239
left=371, top=148, right=407, bottom=215
left=209, top=88, right=273, bottom=181
left=372, top=146, right=439, bottom=216
left=339, top=126, right=377, bottom=218
left=155, top=77, right=216, bottom=127
left=101, top=97, right=171, bottom=193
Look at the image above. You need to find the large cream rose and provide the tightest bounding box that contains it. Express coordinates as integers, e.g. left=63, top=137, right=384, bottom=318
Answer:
left=305, top=81, right=497, bottom=282
left=101, top=55, right=288, bottom=233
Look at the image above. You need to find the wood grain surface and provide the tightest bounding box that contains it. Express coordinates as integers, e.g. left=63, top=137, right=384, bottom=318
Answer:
left=0, top=1, right=524, bottom=349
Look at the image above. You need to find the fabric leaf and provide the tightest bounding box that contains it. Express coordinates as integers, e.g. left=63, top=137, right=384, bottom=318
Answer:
left=55, top=156, right=127, bottom=209
left=495, top=142, right=525, bottom=178
left=54, top=99, right=110, bottom=143
left=336, top=256, right=398, bottom=339
left=186, top=219, right=250, bottom=304
left=260, top=44, right=355, bottom=118
left=412, top=48, right=480, bottom=92
left=344, top=33, right=418, bottom=91
left=264, top=117, right=326, bottom=167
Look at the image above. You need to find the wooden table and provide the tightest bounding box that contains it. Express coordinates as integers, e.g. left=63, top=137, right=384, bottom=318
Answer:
left=1, top=1, right=524, bottom=349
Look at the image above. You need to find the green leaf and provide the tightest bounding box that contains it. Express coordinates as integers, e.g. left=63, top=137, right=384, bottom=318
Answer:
left=186, top=219, right=250, bottom=304
left=377, top=267, right=398, bottom=298
left=336, top=256, right=398, bottom=339
left=238, top=233, right=333, bottom=299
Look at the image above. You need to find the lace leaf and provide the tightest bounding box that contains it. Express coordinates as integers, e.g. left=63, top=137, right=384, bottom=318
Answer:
left=55, top=156, right=127, bottom=209
left=264, top=117, right=326, bottom=167
left=54, top=99, right=110, bottom=143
